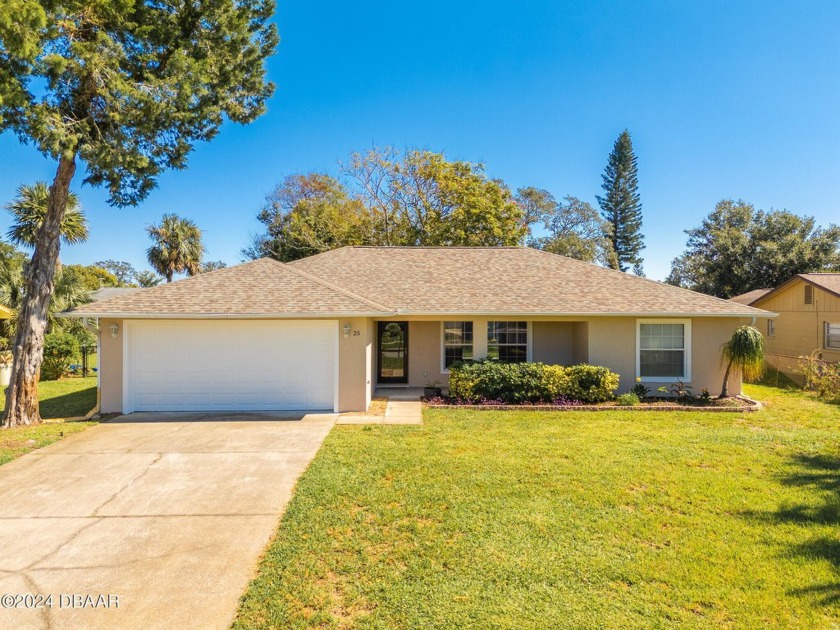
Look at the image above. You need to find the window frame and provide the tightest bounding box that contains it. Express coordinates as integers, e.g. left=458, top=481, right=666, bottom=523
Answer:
left=825, top=322, right=840, bottom=350
left=767, top=319, right=776, bottom=338
left=486, top=320, right=532, bottom=364
left=635, top=319, right=692, bottom=383
left=440, top=321, right=475, bottom=374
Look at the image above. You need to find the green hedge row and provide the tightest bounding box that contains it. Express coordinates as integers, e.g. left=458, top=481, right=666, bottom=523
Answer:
left=447, top=361, right=619, bottom=404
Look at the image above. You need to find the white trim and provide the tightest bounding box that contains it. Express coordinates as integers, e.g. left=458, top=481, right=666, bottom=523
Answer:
left=486, top=319, right=531, bottom=363
left=333, top=322, right=340, bottom=412
left=527, top=321, right=533, bottom=362
left=635, top=319, right=692, bottom=383
left=390, top=310, right=776, bottom=318
left=61, top=309, right=778, bottom=320
left=440, top=320, right=475, bottom=374
left=60, top=311, right=389, bottom=319
left=825, top=321, right=840, bottom=351
left=122, top=320, right=131, bottom=413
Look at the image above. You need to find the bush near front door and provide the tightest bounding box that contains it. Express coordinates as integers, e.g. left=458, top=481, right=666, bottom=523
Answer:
left=447, top=361, right=619, bottom=404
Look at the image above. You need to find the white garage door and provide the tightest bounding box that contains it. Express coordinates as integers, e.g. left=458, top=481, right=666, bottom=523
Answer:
left=124, top=320, right=337, bottom=413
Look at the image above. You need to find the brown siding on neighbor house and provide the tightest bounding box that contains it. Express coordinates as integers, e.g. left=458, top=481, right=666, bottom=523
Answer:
left=756, top=281, right=840, bottom=363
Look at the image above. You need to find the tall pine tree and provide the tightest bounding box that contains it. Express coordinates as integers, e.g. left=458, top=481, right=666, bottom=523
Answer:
left=597, top=130, right=644, bottom=272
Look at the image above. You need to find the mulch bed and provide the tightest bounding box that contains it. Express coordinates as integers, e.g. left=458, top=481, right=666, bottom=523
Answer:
left=423, top=395, right=762, bottom=413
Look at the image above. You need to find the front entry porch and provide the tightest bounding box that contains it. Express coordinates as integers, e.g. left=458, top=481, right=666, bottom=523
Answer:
left=373, top=319, right=590, bottom=390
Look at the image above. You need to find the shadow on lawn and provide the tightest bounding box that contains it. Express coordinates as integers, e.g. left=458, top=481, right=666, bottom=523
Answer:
left=38, top=387, right=97, bottom=419
left=744, top=453, right=840, bottom=605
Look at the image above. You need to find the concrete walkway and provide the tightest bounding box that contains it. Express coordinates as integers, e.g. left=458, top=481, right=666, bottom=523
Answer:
left=336, top=388, right=423, bottom=425
left=0, top=411, right=336, bottom=630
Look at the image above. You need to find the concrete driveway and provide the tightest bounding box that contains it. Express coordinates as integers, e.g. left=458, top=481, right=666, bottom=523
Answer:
left=0, top=411, right=336, bottom=630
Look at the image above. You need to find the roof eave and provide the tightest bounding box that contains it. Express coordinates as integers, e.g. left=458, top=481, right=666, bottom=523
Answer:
left=378, top=310, right=778, bottom=318
left=58, top=310, right=395, bottom=319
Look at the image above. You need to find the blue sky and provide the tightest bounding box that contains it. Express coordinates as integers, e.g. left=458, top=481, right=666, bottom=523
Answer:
left=0, top=0, right=838, bottom=281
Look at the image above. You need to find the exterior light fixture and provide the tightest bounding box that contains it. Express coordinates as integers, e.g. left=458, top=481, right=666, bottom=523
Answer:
left=343, top=323, right=352, bottom=338
left=109, top=323, right=119, bottom=338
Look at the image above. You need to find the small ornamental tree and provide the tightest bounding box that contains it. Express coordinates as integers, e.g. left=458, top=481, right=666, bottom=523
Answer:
left=720, top=325, right=765, bottom=398
left=0, top=1, right=277, bottom=427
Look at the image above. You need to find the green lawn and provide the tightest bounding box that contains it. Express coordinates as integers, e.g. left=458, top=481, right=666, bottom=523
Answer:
left=0, top=377, right=98, bottom=466
left=234, top=384, right=840, bottom=629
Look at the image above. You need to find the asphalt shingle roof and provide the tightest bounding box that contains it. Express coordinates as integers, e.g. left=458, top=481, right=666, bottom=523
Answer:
left=68, top=258, right=393, bottom=317
left=67, top=247, right=771, bottom=318
left=728, top=288, right=772, bottom=306
left=290, top=247, right=770, bottom=316
left=798, top=274, right=840, bottom=299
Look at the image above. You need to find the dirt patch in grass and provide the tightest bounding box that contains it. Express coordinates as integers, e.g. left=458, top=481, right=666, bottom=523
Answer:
left=341, top=396, right=388, bottom=417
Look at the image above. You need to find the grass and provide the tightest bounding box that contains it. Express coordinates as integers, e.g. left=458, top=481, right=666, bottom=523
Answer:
left=0, top=377, right=98, bottom=466
left=234, top=383, right=840, bottom=629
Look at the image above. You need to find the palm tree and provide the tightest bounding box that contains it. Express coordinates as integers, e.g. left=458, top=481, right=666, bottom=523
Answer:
left=0, top=259, right=93, bottom=342
left=5, top=182, right=88, bottom=247
left=146, top=214, right=205, bottom=282
left=719, top=325, right=765, bottom=398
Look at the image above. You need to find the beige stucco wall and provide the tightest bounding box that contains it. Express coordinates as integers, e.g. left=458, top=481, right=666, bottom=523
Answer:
left=98, top=317, right=375, bottom=414
left=587, top=316, right=746, bottom=395
left=99, top=317, right=123, bottom=413
left=96, top=314, right=749, bottom=414
left=532, top=322, right=589, bottom=365
left=407, top=321, right=443, bottom=387
left=337, top=317, right=374, bottom=412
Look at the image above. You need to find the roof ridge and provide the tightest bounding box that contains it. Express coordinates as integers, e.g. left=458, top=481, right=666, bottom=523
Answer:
left=269, top=257, right=395, bottom=313
left=529, top=247, right=767, bottom=311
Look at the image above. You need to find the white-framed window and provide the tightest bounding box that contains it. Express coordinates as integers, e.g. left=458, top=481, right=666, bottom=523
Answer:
left=487, top=321, right=529, bottom=363
left=767, top=319, right=776, bottom=338
left=442, top=321, right=474, bottom=371
left=826, top=322, right=840, bottom=350
left=636, top=319, right=691, bottom=382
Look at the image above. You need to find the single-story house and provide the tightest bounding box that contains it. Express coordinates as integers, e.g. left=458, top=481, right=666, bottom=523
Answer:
left=65, top=247, right=772, bottom=413
left=730, top=274, right=840, bottom=373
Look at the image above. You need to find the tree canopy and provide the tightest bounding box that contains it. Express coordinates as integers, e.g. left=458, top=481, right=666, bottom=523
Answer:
left=525, top=190, right=616, bottom=265
left=667, top=200, right=840, bottom=298
left=0, top=0, right=278, bottom=206
left=247, top=148, right=526, bottom=261
left=597, top=130, right=644, bottom=272
left=0, top=0, right=278, bottom=426
left=93, top=260, right=138, bottom=285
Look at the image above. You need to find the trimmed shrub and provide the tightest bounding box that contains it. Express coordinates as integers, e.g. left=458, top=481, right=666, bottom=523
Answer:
left=40, top=332, right=79, bottom=381
left=448, top=361, right=618, bottom=404
left=616, top=392, right=640, bottom=406
left=564, top=364, right=620, bottom=403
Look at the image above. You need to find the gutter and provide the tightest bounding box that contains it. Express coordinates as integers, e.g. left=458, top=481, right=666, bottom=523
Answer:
left=57, top=311, right=397, bottom=320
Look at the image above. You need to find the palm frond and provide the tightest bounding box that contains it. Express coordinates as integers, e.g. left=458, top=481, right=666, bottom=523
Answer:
left=722, top=325, right=766, bottom=381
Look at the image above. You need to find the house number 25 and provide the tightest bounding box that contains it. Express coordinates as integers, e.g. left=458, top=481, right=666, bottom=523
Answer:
left=352, top=330, right=361, bottom=336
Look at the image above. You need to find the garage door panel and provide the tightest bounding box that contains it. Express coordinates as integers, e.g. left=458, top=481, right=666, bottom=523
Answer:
left=125, top=320, right=336, bottom=412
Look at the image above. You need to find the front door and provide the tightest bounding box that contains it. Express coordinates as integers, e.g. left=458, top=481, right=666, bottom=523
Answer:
left=378, top=321, right=408, bottom=384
